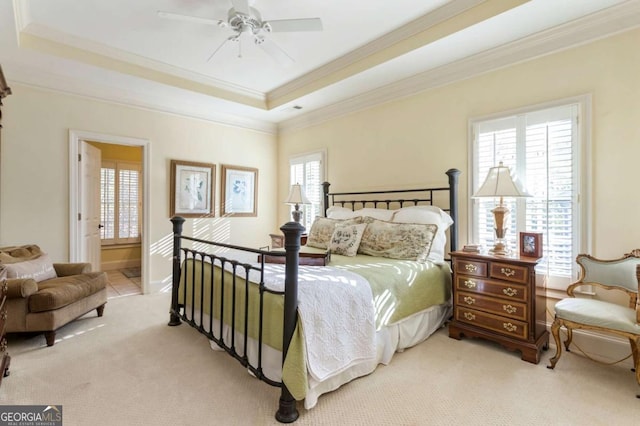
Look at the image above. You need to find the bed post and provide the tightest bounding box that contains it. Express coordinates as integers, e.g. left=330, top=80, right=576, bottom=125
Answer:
left=446, top=169, right=461, bottom=253
left=275, top=220, right=304, bottom=423
left=322, top=182, right=331, bottom=216
left=168, top=216, right=185, bottom=327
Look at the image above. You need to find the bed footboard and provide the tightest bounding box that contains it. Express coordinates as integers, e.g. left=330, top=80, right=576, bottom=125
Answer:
left=169, top=216, right=304, bottom=423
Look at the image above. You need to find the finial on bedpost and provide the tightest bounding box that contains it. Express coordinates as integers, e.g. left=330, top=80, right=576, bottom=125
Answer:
left=276, top=220, right=304, bottom=423
left=322, top=182, right=331, bottom=217
left=446, top=169, right=461, bottom=253
left=169, top=216, right=186, bottom=327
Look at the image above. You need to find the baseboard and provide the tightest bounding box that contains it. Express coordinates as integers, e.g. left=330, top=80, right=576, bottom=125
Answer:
left=549, top=327, right=634, bottom=370
left=101, top=259, right=141, bottom=271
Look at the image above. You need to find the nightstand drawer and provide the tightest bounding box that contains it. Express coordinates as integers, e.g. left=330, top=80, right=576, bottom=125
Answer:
left=489, top=262, right=529, bottom=284
left=455, top=306, right=528, bottom=340
left=455, top=276, right=528, bottom=302
left=456, top=291, right=527, bottom=321
left=453, top=259, right=488, bottom=278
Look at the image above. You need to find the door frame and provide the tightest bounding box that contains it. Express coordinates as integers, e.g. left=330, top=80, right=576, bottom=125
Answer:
left=69, top=129, right=150, bottom=294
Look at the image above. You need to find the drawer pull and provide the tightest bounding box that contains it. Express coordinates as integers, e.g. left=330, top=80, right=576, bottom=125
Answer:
left=503, top=323, right=518, bottom=332
left=465, top=263, right=478, bottom=273
left=503, top=287, right=518, bottom=297
left=500, top=267, right=516, bottom=277
left=463, top=312, right=476, bottom=321
left=464, top=279, right=477, bottom=289
left=463, top=296, right=476, bottom=305
left=503, top=304, right=517, bottom=314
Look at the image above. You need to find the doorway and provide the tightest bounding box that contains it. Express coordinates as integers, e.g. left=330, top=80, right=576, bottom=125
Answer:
left=69, top=130, right=150, bottom=294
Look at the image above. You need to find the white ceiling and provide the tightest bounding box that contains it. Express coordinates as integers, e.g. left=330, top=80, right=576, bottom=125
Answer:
left=1, top=0, right=639, bottom=133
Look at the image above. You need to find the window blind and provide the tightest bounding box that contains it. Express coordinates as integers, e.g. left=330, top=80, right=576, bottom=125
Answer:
left=472, top=104, right=580, bottom=288
left=100, top=161, right=141, bottom=245
left=290, top=151, right=325, bottom=229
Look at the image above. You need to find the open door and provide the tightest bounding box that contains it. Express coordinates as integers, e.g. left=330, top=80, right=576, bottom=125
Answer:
left=79, top=141, right=101, bottom=271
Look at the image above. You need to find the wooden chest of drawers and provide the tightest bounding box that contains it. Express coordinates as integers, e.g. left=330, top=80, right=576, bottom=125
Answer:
left=0, top=280, right=10, bottom=386
left=448, top=251, right=548, bottom=363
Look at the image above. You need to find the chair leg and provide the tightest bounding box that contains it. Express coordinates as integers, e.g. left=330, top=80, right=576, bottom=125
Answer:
left=96, top=304, right=105, bottom=317
left=547, top=318, right=563, bottom=369
left=564, top=326, right=573, bottom=352
left=44, top=331, right=56, bottom=347
left=628, top=338, right=640, bottom=399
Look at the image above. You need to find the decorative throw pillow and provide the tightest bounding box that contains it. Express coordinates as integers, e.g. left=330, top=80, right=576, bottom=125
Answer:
left=329, top=223, right=367, bottom=256
left=358, top=219, right=438, bottom=262
left=392, top=206, right=454, bottom=264
left=306, top=217, right=363, bottom=249
left=4, top=253, right=58, bottom=282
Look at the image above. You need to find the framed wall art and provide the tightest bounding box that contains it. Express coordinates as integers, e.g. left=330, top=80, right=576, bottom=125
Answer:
left=520, top=232, right=543, bottom=258
left=221, top=164, right=258, bottom=217
left=170, top=160, right=215, bottom=218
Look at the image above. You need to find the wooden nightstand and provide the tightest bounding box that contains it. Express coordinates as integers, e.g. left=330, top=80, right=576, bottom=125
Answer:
left=448, top=251, right=548, bottom=364
left=0, top=280, right=10, bottom=386
left=269, top=233, right=307, bottom=249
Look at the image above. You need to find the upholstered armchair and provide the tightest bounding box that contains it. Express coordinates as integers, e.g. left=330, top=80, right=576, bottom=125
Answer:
left=547, top=250, right=640, bottom=396
left=1, top=245, right=108, bottom=346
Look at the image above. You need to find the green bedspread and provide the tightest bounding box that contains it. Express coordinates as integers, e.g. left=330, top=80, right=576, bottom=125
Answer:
left=178, top=249, right=451, bottom=400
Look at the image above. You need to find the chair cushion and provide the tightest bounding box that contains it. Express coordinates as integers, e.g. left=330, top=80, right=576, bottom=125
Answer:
left=28, top=272, right=107, bottom=313
left=554, top=298, right=639, bottom=335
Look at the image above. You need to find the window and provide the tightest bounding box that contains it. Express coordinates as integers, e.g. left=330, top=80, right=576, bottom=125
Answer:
left=100, top=160, right=141, bottom=245
left=470, top=99, right=590, bottom=289
left=289, top=151, right=326, bottom=229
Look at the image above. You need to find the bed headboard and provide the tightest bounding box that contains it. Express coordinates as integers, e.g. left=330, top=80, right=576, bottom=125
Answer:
left=322, top=168, right=461, bottom=253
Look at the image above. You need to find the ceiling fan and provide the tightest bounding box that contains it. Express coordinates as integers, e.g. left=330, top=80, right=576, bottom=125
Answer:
left=157, top=0, right=323, bottom=65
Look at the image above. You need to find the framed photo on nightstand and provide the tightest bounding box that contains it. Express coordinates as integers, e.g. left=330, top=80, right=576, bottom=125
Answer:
left=520, top=232, right=543, bottom=258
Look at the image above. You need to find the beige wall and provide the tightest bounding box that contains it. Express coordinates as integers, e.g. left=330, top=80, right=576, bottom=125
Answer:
left=278, top=28, right=640, bottom=259
left=1, top=86, right=277, bottom=289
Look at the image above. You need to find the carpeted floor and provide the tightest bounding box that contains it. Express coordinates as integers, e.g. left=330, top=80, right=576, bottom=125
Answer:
left=1, top=292, right=638, bottom=426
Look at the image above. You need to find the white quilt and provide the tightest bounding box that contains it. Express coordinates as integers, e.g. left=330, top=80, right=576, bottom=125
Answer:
left=243, top=263, right=377, bottom=382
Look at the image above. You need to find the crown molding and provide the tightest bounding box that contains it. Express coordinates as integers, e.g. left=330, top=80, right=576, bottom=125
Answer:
left=278, top=1, right=640, bottom=134
left=267, top=0, right=484, bottom=102
left=5, top=63, right=277, bottom=134
left=20, top=23, right=265, bottom=102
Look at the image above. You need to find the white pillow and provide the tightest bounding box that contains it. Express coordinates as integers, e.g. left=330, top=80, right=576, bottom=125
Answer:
left=326, top=206, right=356, bottom=220
left=329, top=223, right=367, bottom=257
left=326, top=206, right=394, bottom=221
left=4, top=253, right=58, bottom=282
left=391, top=206, right=454, bottom=264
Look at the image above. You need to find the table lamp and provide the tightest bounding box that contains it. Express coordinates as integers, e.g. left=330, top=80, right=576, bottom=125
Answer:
left=473, top=162, right=531, bottom=255
left=285, top=183, right=311, bottom=223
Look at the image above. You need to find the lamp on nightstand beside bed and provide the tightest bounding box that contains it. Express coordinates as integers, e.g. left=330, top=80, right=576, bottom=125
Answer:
left=472, top=161, right=531, bottom=255
left=285, top=183, right=311, bottom=223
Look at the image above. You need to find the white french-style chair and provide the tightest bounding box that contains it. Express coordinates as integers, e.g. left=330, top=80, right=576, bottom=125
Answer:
left=547, top=250, right=640, bottom=397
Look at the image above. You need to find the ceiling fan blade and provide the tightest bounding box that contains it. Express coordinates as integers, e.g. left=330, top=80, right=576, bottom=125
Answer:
left=157, top=10, right=225, bottom=27
left=207, top=37, right=232, bottom=62
left=265, top=18, right=323, bottom=32
left=230, top=0, right=251, bottom=15
left=256, top=37, right=294, bottom=66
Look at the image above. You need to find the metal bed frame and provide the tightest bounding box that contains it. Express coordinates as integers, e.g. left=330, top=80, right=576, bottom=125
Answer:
left=168, top=168, right=460, bottom=423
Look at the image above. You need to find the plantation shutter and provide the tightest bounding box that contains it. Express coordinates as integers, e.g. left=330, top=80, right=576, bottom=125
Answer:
left=290, top=152, right=325, bottom=228
left=472, top=104, right=580, bottom=289
left=100, top=161, right=141, bottom=245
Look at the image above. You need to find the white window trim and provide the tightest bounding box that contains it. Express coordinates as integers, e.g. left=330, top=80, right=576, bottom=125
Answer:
left=289, top=149, right=327, bottom=227
left=466, top=94, right=592, bottom=288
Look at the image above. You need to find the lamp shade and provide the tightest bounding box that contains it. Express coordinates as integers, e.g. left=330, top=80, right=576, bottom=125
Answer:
left=472, top=162, right=531, bottom=198
left=285, top=184, right=311, bottom=205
